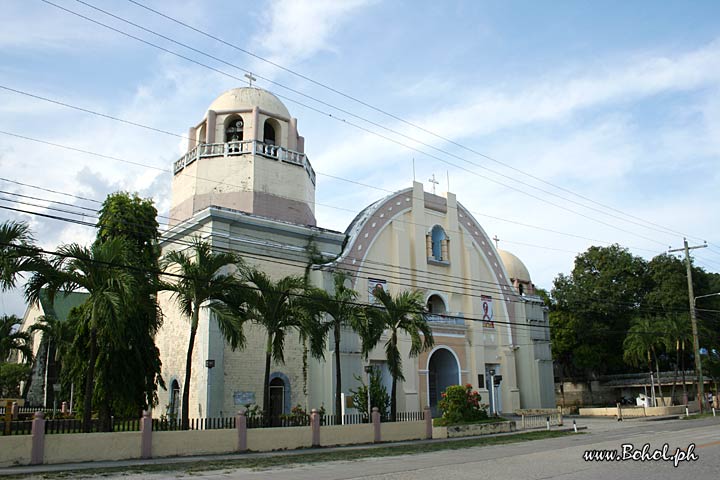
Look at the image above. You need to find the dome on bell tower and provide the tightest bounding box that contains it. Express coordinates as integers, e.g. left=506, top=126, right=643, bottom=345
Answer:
left=208, top=87, right=291, bottom=118
left=169, top=86, right=315, bottom=227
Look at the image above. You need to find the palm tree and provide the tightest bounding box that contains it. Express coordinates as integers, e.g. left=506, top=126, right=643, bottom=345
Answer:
left=161, top=239, right=246, bottom=430
left=0, top=221, right=39, bottom=291
left=0, top=314, right=32, bottom=362
left=308, top=271, right=367, bottom=423
left=623, top=316, right=664, bottom=405
left=364, top=288, right=434, bottom=422
left=662, top=314, right=692, bottom=404
left=236, top=266, right=318, bottom=424
left=25, top=238, right=136, bottom=432
left=29, top=314, right=74, bottom=407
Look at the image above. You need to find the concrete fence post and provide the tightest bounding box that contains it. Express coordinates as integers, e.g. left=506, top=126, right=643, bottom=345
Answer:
left=423, top=406, right=432, bottom=439
left=372, top=407, right=381, bottom=443
left=30, top=411, right=46, bottom=465
left=236, top=411, right=247, bottom=452
left=140, top=410, right=152, bottom=459
left=310, top=409, right=320, bottom=447
left=11, top=402, right=19, bottom=420
left=557, top=406, right=563, bottom=426
left=61, top=402, right=68, bottom=414
left=521, top=414, right=526, bottom=430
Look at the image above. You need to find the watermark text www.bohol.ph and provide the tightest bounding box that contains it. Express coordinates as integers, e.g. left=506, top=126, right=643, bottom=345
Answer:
left=583, top=443, right=698, bottom=467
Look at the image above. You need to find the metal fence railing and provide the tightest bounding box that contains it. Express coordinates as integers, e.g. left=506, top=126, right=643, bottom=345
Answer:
left=2, top=410, right=427, bottom=436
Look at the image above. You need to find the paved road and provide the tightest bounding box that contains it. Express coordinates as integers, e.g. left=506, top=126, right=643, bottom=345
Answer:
left=16, top=417, right=720, bottom=479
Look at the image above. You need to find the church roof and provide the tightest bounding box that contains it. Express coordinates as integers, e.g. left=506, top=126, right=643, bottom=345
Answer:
left=208, top=87, right=291, bottom=118
left=38, top=289, right=89, bottom=322
left=497, top=250, right=531, bottom=283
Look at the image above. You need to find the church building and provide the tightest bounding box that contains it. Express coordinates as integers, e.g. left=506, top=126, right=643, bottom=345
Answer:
left=155, top=87, right=554, bottom=420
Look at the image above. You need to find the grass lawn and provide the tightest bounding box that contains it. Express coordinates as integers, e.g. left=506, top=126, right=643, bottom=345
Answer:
left=432, top=416, right=509, bottom=427
left=680, top=412, right=719, bottom=420
left=23, top=430, right=576, bottom=479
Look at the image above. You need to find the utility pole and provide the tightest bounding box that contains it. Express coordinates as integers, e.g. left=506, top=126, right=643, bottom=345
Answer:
left=669, top=238, right=707, bottom=412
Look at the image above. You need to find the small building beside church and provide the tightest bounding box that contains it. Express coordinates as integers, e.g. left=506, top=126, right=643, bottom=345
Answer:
left=155, top=86, right=555, bottom=420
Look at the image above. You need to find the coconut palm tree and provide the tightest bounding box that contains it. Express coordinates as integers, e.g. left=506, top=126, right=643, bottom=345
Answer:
left=308, top=271, right=368, bottom=423
left=25, top=238, right=136, bottom=432
left=661, top=314, right=692, bottom=404
left=161, top=239, right=246, bottom=430
left=0, top=314, right=32, bottom=362
left=364, top=288, right=434, bottom=422
left=623, top=316, right=665, bottom=405
left=235, top=266, right=320, bottom=425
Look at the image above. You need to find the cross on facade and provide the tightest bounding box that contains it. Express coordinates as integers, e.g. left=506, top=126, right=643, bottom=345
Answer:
left=244, top=73, right=257, bottom=87
left=428, top=174, right=439, bottom=194
left=493, top=235, right=500, bottom=249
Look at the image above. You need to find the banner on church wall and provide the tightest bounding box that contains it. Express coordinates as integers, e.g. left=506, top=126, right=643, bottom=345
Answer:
left=368, top=278, right=387, bottom=305
left=481, top=295, right=494, bottom=328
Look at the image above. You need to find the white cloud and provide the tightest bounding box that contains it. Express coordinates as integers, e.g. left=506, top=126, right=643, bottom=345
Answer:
left=251, top=0, right=375, bottom=69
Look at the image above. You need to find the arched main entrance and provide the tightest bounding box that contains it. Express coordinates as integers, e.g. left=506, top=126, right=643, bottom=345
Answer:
left=427, top=347, right=460, bottom=417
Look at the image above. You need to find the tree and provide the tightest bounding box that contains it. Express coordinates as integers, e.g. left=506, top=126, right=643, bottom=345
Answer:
left=29, top=314, right=74, bottom=407
left=0, top=220, right=40, bottom=291
left=551, top=245, right=648, bottom=377
left=235, top=266, right=322, bottom=424
left=623, top=316, right=664, bottom=404
left=349, top=366, right=390, bottom=420
left=661, top=314, right=692, bottom=404
left=25, top=238, right=136, bottom=432
left=95, top=192, right=164, bottom=417
left=161, top=239, right=246, bottom=430
left=364, top=288, right=434, bottom=421
left=307, top=271, right=367, bottom=423
left=0, top=314, right=32, bottom=363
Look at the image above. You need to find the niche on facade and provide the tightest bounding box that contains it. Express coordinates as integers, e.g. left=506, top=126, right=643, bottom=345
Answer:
left=426, top=225, right=450, bottom=265
left=426, top=294, right=447, bottom=315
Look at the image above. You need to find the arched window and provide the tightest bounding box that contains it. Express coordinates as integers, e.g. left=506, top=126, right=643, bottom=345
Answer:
left=426, top=294, right=447, bottom=314
left=263, top=120, right=276, bottom=146
left=225, top=116, right=244, bottom=142
left=429, top=225, right=448, bottom=262
left=197, top=123, right=207, bottom=145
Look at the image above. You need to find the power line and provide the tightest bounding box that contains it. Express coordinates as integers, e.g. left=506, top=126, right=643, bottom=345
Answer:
left=37, top=0, right=703, bottom=248
left=3, top=203, right=715, bottom=322
left=121, top=0, right=709, bottom=247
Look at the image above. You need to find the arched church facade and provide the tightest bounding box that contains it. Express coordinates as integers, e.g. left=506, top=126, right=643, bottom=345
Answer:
left=154, top=87, right=554, bottom=421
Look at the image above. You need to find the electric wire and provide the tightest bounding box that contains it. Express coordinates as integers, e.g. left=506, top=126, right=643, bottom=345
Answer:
left=36, top=0, right=703, bottom=249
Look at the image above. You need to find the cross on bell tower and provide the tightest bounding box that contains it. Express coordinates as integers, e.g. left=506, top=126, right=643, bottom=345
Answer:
left=493, top=235, right=500, bottom=249
left=244, top=72, right=257, bottom=87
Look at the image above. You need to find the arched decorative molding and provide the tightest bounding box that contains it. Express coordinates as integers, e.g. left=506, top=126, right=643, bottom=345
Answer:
left=456, top=202, right=519, bottom=345
left=425, top=345, right=462, bottom=382
left=268, top=371, right=291, bottom=414
left=425, top=346, right=462, bottom=416
left=332, top=188, right=414, bottom=286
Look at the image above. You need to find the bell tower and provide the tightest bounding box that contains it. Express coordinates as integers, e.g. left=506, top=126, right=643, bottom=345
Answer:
left=170, top=87, right=316, bottom=226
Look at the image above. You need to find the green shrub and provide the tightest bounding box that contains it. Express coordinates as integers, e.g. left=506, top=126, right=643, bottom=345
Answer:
left=350, top=367, right=390, bottom=420
left=438, top=384, right=488, bottom=425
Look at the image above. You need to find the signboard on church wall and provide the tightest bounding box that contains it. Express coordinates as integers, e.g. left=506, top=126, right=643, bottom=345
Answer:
left=481, top=295, right=494, bottom=328
left=368, top=278, right=387, bottom=305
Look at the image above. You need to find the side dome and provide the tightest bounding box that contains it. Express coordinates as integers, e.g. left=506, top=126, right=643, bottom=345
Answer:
left=498, top=250, right=531, bottom=283
left=208, top=87, right=290, bottom=118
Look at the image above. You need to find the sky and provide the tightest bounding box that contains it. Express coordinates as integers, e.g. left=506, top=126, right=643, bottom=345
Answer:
left=1, top=0, right=719, bottom=316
